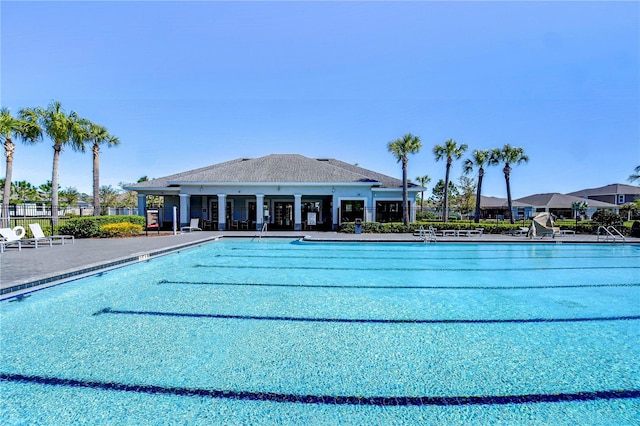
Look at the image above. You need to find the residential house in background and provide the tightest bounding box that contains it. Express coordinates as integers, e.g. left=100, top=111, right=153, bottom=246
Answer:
left=568, top=183, right=640, bottom=206
left=514, top=193, right=618, bottom=219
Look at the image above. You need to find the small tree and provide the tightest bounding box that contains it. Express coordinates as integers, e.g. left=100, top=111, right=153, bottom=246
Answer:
left=11, top=180, right=39, bottom=204
left=60, top=186, right=80, bottom=207
left=457, top=175, right=477, bottom=220
left=430, top=179, right=460, bottom=219
left=99, top=185, right=120, bottom=210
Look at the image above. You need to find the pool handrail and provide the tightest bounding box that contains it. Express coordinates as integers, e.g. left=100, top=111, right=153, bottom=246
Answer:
left=597, top=225, right=625, bottom=243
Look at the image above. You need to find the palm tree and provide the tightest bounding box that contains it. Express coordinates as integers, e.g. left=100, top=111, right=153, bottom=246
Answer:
left=387, top=133, right=422, bottom=226
left=572, top=200, right=588, bottom=228
left=629, top=165, right=640, bottom=183
left=85, top=122, right=120, bottom=215
left=489, top=144, right=529, bottom=224
left=433, top=139, right=468, bottom=223
left=23, top=101, right=88, bottom=224
left=463, top=149, right=492, bottom=223
left=414, top=175, right=431, bottom=212
left=0, top=107, right=42, bottom=226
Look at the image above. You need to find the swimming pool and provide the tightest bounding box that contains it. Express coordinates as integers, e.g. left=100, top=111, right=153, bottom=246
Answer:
left=1, top=240, right=638, bottom=424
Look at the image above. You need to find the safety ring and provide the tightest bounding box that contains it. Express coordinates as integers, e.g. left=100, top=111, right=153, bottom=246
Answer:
left=13, top=226, right=25, bottom=238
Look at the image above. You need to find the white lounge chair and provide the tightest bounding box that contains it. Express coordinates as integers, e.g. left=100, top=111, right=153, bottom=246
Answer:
left=0, top=227, right=23, bottom=252
left=0, top=226, right=42, bottom=249
left=29, top=223, right=74, bottom=245
left=180, top=218, right=202, bottom=232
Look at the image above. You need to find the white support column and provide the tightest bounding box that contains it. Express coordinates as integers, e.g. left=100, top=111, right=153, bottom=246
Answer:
left=217, top=194, right=227, bottom=230
left=294, top=193, right=302, bottom=231
left=409, top=199, right=415, bottom=223
left=332, top=195, right=338, bottom=231
left=255, top=193, right=264, bottom=231
left=137, top=194, right=146, bottom=216
left=179, top=194, right=190, bottom=226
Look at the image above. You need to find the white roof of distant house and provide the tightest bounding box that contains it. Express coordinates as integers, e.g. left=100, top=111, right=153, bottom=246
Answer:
left=515, top=193, right=618, bottom=208
left=127, top=154, right=419, bottom=190
left=568, top=183, right=640, bottom=197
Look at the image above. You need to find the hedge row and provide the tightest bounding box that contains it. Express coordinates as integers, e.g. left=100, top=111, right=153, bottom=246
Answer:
left=56, top=215, right=145, bottom=238
left=339, top=221, right=633, bottom=236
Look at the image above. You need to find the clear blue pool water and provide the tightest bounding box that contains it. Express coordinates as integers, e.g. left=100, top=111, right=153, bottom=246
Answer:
left=1, top=240, right=639, bottom=425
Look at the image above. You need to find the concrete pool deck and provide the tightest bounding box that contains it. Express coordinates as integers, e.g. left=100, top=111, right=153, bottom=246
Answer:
left=1, top=230, right=637, bottom=300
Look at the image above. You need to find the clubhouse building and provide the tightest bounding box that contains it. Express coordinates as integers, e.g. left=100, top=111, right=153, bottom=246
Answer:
left=125, top=154, right=422, bottom=231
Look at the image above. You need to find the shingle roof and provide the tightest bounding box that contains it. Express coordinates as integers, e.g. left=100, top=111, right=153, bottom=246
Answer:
left=127, top=154, right=409, bottom=189
left=480, top=196, right=533, bottom=208
left=568, top=183, right=640, bottom=197
left=515, top=193, right=617, bottom=208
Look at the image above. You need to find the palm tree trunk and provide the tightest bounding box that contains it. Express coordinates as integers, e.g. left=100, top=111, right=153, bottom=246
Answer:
left=504, top=164, right=514, bottom=224
left=443, top=158, right=451, bottom=223
left=474, top=167, right=484, bottom=223
left=93, top=144, right=100, bottom=216
left=51, top=143, right=61, bottom=225
left=2, top=138, right=15, bottom=227
left=402, top=157, right=409, bottom=226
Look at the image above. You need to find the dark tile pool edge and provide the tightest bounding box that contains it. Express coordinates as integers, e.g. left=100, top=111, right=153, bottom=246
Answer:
left=0, top=236, right=222, bottom=301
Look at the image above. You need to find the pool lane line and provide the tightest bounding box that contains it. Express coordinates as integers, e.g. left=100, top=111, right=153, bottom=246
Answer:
left=92, top=308, right=640, bottom=324
left=1, top=373, right=638, bottom=406
left=231, top=246, right=637, bottom=253
left=214, top=254, right=638, bottom=261
left=193, top=264, right=640, bottom=272
left=157, top=280, right=640, bottom=290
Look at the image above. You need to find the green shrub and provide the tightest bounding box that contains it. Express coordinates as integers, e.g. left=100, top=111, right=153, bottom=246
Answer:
left=57, top=215, right=145, bottom=238
left=591, top=210, right=623, bottom=228
left=100, top=222, right=143, bottom=237
left=416, top=211, right=437, bottom=221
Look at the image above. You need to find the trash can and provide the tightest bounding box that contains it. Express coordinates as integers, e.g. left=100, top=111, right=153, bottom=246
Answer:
left=355, top=218, right=362, bottom=234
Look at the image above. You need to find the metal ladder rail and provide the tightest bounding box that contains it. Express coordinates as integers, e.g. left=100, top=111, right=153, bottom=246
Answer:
left=427, top=226, right=438, bottom=242
left=606, top=225, right=626, bottom=243
left=597, top=225, right=620, bottom=243
left=419, top=225, right=437, bottom=243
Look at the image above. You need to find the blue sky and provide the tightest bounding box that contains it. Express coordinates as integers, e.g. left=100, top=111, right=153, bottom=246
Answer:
left=1, top=1, right=638, bottom=199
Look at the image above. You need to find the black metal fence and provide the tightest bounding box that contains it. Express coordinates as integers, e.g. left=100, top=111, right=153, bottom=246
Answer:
left=1, top=203, right=138, bottom=233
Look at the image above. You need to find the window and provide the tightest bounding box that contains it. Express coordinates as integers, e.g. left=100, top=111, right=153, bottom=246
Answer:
left=376, top=201, right=404, bottom=223
left=618, top=194, right=625, bottom=204
left=340, top=200, right=364, bottom=222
